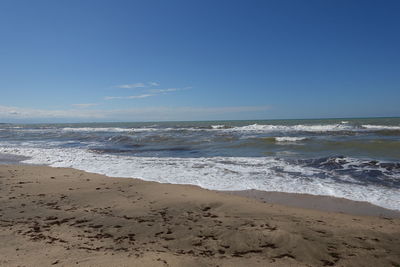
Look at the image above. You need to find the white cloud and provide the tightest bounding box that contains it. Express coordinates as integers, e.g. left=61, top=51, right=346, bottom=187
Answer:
left=71, top=103, right=99, bottom=108
left=114, top=81, right=160, bottom=89
left=105, top=86, right=190, bottom=100
left=114, top=83, right=146, bottom=89
left=149, top=86, right=191, bottom=93
left=104, top=94, right=154, bottom=100
left=127, top=94, right=154, bottom=99
left=149, top=88, right=179, bottom=93
left=110, top=82, right=189, bottom=99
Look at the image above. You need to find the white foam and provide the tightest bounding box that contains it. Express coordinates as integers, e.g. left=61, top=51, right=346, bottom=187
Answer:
left=62, top=127, right=195, bottom=133
left=227, top=123, right=354, bottom=133
left=61, top=127, right=135, bottom=133
left=275, top=137, right=308, bottom=142
left=10, top=128, right=57, bottom=133
left=362, top=125, right=400, bottom=130
left=0, top=145, right=399, bottom=211
left=211, top=125, right=226, bottom=129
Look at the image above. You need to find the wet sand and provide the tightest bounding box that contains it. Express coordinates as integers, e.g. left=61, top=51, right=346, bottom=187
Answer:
left=225, top=190, right=400, bottom=218
left=1, top=165, right=399, bottom=266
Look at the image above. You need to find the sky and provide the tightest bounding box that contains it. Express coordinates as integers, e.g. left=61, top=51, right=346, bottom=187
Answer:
left=0, top=0, right=399, bottom=123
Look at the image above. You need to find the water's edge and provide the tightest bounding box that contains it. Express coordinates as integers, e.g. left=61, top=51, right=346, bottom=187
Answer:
left=1, top=156, right=399, bottom=217
left=224, top=190, right=400, bottom=218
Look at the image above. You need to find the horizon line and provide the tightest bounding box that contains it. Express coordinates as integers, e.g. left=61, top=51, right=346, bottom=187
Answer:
left=2, top=115, right=400, bottom=125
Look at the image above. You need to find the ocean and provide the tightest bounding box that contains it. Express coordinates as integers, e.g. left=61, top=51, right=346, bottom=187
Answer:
left=1, top=117, right=399, bottom=210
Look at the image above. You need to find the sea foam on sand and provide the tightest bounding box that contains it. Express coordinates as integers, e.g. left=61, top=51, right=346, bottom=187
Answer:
left=1, top=146, right=399, bottom=211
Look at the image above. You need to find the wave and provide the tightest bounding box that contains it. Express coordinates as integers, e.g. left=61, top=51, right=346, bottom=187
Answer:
left=275, top=137, right=308, bottom=142
left=0, top=145, right=399, bottom=210
left=296, top=156, right=400, bottom=187
left=227, top=123, right=356, bottom=133
left=62, top=127, right=135, bottom=132
left=361, top=125, right=400, bottom=130
left=211, top=125, right=230, bottom=129
left=62, top=127, right=203, bottom=133
left=5, top=123, right=400, bottom=135
left=224, top=123, right=400, bottom=133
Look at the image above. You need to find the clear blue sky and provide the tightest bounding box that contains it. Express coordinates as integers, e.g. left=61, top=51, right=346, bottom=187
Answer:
left=0, top=0, right=399, bottom=122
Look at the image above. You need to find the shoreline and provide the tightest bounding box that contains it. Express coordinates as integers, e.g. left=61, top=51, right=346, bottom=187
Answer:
left=224, top=190, right=400, bottom=218
left=1, top=145, right=399, bottom=212
left=1, top=159, right=399, bottom=218
left=1, top=164, right=399, bottom=266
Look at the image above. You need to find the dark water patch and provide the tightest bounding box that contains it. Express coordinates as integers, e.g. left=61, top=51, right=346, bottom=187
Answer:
left=89, top=148, right=136, bottom=154
left=0, top=153, right=31, bottom=164
left=89, top=146, right=194, bottom=155
left=59, top=141, right=86, bottom=148
left=331, top=140, right=400, bottom=150
left=322, top=130, right=360, bottom=136
left=228, top=140, right=267, bottom=149
left=138, top=146, right=193, bottom=152
left=290, top=139, right=400, bottom=161
left=374, top=130, right=400, bottom=136
left=259, top=137, right=276, bottom=143
left=212, top=134, right=239, bottom=142
left=299, top=156, right=400, bottom=172
left=299, top=156, right=348, bottom=170
left=142, top=135, right=181, bottom=143
left=108, top=135, right=136, bottom=145
left=293, top=156, right=400, bottom=188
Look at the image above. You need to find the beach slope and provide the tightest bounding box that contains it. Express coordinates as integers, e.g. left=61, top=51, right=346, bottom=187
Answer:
left=1, top=165, right=399, bottom=266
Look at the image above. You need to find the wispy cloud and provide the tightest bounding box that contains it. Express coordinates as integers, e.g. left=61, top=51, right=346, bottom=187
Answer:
left=149, top=88, right=179, bottom=93
left=71, top=103, right=99, bottom=108
left=149, top=87, right=191, bottom=93
left=114, top=81, right=160, bottom=89
left=104, top=94, right=154, bottom=100
left=114, top=83, right=146, bottom=89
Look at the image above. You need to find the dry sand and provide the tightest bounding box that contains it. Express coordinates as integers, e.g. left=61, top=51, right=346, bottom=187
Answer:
left=0, top=165, right=399, bottom=267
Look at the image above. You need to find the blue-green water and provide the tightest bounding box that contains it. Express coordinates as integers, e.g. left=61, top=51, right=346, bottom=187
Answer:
left=1, top=118, right=399, bottom=210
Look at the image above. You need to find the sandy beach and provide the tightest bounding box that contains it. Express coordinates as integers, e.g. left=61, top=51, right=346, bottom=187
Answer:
left=1, top=164, right=399, bottom=267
